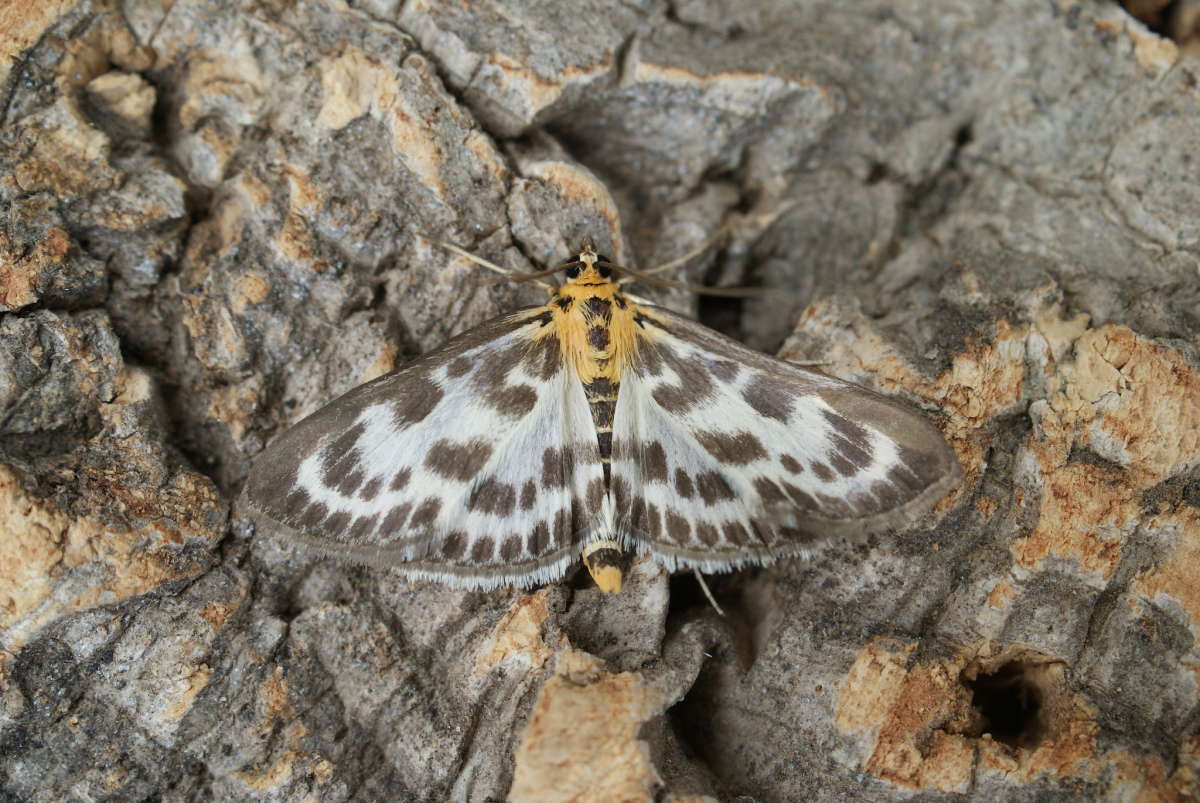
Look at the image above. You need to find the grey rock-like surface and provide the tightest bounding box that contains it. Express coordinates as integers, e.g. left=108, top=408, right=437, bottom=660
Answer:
left=2, top=1, right=1198, bottom=800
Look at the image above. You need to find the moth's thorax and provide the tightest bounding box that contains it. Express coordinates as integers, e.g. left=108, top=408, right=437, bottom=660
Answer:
left=549, top=266, right=638, bottom=384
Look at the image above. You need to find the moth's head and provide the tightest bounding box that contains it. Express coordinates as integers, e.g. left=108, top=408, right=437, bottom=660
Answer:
left=561, top=244, right=616, bottom=284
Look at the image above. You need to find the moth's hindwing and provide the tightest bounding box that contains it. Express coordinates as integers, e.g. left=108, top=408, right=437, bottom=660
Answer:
left=611, top=305, right=960, bottom=571
left=242, top=307, right=605, bottom=589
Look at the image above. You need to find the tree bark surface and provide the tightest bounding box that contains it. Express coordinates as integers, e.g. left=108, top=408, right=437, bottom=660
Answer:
left=1, top=1, right=1198, bottom=800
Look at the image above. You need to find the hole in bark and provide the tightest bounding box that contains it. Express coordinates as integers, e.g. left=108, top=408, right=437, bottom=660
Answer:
left=696, top=292, right=742, bottom=340
left=667, top=570, right=742, bottom=618
left=965, top=660, right=1044, bottom=748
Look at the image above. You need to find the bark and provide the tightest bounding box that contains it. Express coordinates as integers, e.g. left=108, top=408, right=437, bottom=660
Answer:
left=1, top=1, right=1198, bottom=800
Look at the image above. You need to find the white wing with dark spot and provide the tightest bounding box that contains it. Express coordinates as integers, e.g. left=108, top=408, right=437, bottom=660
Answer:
left=610, top=305, right=960, bottom=571
left=242, top=308, right=604, bottom=589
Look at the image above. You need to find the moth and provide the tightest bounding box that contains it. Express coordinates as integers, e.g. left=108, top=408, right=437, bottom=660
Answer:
left=242, top=244, right=960, bottom=593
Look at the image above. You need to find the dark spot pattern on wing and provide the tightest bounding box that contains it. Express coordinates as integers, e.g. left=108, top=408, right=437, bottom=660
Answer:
left=284, top=486, right=310, bottom=512
left=390, top=467, right=412, bottom=491
left=553, top=508, right=571, bottom=544
left=571, top=496, right=592, bottom=535
left=586, top=477, right=604, bottom=510
left=348, top=513, right=379, bottom=541
left=629, top=495, right=646, bottom=531
left=753, top=476, right=787, bottom=504
left=520, top=480, right=537, bottom=511
left=426, top=439, right=493, bottom=481
left=696, top=521, right=719, bottom=546
left=300, top=501, right=329, bottom=529
left=748, top=519, right=774, bottom=547
left=527, top=521, right=551, bottom=555
left=810, top=460, right=834, bottom=482
left=870, top=480, right=904, bottom=507
left=524, top=334, right=562, bottom=380
left=393, top=375, right=444, bottom=428
left=782, top=482, right=819, bottom=511
left=321, top=423, right=365, bottom=486
left=541, top=446, right=576, bottom=489
left=488, top=384, right=539, bottom=418
left=723, top=521, right=749, bottom=545
left=645, top=502, right=662, bottom=539
left=651, top=344, right=714, bottom=413
left=325, top=422, right=365, bottom=463
left=829, top=452, right=858, bottom=477
left=500, top=534, right=522, bottom=562
left=359, top=476, right=383, bottom=501
left=888, top=462, right=923, bottom=493
left=642, top=441, right=668, bottom=482
left=446, top=357, right=473, bottom=378
left=708, top=359, right=739, bottom=382
left=410, top=497, right=442, bottom=528
left=694, top=430, right=768, bottom=465
left=696, top=472, right=736, bottom=505
left=470, top=536, right=494, bottom=563
left=325, top=510, right=351, bottom=533
left=674, top=468, right=694, bottom=499
left=742, top=375, right=794, bottom=423
left=467, top=478, right=517, bottom=516
left=822, top=409, right=875, bottom=474
left=665, top=510, right=691, bottom=544
left=334, top=468, right=365, bottom=496
left=441, top=531, right=466, bottom=559
left=381, top=502, right=411, bottom=533
left=634, top=339, right=667, bottom=377
left=470, top=341, right=540, bottom=418
left=815, top=492, right=853, bottom=517
left=612, top=475, right=630, bottom=508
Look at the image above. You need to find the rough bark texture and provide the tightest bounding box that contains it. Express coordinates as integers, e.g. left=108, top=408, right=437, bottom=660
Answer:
left=2, top=1, right=1199, bottom=800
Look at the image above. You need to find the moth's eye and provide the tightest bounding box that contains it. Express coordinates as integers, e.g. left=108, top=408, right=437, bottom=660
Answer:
left=565, top=265, right=582, bottom=279
left=596, top=254, right=612, bottom=265
left=596, top=265, right=614, bottom=279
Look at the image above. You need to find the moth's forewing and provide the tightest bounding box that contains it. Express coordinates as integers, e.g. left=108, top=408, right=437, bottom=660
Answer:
left=242, top=308, right=604, bottom=589
left=608, top=305, right=959, bottom=571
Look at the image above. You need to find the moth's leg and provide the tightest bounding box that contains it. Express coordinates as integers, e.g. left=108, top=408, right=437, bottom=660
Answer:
left=692, top=568, right=726, bottom=616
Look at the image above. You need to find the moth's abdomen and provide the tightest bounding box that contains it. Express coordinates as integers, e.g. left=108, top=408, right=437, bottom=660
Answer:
left=578, top=294, right=618, bottom=485
left=584, top=376, right=618, bottom=484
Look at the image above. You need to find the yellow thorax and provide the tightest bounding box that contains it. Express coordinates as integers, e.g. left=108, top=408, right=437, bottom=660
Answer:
left=548, top=247, right=639, bottom=384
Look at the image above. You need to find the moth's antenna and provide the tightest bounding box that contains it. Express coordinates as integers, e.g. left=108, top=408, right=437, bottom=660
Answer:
left=434, top=241, right=511, bottom=278
left=693, top=568, right=726, bottom=616
left=635, top=235, right=720, bottom=278
left=605, top=262, right=785, bottom=300
left=632, top=214, right=746, bottom=278
left=488, top=261, right=580, bottom=283
left=434, top=240, right=558, bottom=292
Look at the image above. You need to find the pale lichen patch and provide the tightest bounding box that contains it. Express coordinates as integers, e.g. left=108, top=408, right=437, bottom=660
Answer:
left=510, top=648, right=664, bottom=803
left=474, top=590, right=553, bottom=676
